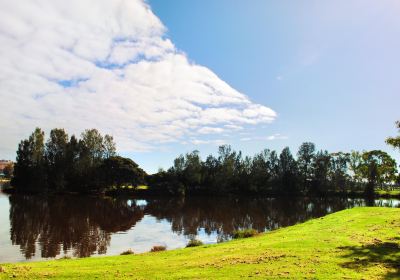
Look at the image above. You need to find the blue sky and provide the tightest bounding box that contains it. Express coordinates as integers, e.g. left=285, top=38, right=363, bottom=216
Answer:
left=128, top=0, right=400, bottom=172
left=0, top=0, right=399, bottom=173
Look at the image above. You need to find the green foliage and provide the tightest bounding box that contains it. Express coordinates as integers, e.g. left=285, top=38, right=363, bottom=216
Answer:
left=278, top=147, right=298, bottom=193
left=386, top=120, right=400, bottom=150
left=101, top=156, right=146, bottom=188
left=360, top=150, right=398, bottom=195
left=232, top=229, right=259, bottom=239
left=11, top=122, right=400, bottom=196
left=186, top=239, right=203, bottom=248
left=150, top=142, right=399, bottom=196
left=12, top=128, right=46, bottom=191
left=297, top=142, right=316, bottom=189
left=11, top=128, right=145, bottom=194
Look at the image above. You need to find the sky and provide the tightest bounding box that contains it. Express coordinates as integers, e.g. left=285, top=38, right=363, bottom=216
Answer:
left=0, top=0, right=399, bottom=173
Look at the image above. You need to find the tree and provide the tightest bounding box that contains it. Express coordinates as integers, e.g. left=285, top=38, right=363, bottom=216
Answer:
left=12, top=128, right=46, bottom=191
left=103, top=135, right=117, bottom=159
left=278, top=147, right=298, bottom=194
left=360, top=150, right=398, bottom=195
left=101, top=156, right=146, bottom=189
left=182, top=151, right=202, bottom=192
left=216, top=145, right=238, bottom=193
left=297, top=142, right=316, bottom=192
left=11, top=128, right=125, bottom=194
left=45, top=128, right=69, bottom=191
left=312, top=150, right=331, bottom=194
left=250, top=149, right=273, bottom=193
left=329, top=152, right=350, bottom=193
left=81, top=129, right=104, bottom=164
left=386, top=120, right=400, bottom=151
left=349, top=151, right=363, bottom=188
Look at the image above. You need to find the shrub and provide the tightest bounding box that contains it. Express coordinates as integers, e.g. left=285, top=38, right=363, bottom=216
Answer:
left=186, top=239, right=203, bottom=248
left=232, top=229, right=259, bottom=239
left=151, top=245, right=167, bottom=252
left=120, top=249, right=135, bottom=255
left=58, top=256, right=71, bottom=260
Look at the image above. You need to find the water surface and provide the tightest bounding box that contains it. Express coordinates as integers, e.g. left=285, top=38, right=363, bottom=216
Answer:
left=0, top=188, right=398, bottom=263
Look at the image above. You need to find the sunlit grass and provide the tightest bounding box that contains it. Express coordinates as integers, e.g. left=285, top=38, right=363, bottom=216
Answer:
left=1, top=207, right=399, bottom=279
left=376, top=189, right=400, bottom=196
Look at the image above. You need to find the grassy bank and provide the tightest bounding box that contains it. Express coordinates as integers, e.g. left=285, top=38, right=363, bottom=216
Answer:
left=1, top=207, right=399, bottom=279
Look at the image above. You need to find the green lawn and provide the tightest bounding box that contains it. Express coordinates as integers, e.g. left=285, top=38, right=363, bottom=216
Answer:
left=376, top=190, right=400, bottom=197
left=1, top=207, right=399, bottom=279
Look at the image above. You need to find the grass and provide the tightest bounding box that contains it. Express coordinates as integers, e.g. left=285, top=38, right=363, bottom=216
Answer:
left=376, top=190, right=400, bottom=197
left=1, top=207, right=399, bottom=279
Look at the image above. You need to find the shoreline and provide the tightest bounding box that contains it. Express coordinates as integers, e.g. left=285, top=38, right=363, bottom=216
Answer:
left=1, top=207, right=399, bottom=279
left=2, top=186, right=400, bottom=199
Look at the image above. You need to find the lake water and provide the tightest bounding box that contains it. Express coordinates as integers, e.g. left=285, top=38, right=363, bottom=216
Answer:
left=0, top=187, right=399, bottom=263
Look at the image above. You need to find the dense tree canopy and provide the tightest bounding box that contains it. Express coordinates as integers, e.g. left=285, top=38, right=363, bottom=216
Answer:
left=10, top=122, right=400, bottom=197
left=11, top=128, right=146, bottom=193
left=149, top=143, right=398, bottom=196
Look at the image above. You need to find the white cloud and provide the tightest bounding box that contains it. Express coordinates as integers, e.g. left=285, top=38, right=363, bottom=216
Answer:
left=240, top=134, right=288, bottom=142
left=0, top=0, right=277, bottom=157
left=190, top=139, right=227, bottom=146
left=197, top=127, right=225, bottom=134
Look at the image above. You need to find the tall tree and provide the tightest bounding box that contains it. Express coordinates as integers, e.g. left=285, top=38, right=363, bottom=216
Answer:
left=45, top=128, right=69, bottom=191
left=103, top=134, right=117, bottom=159
left=12, top=128, right=46, bottom=191
left=250, top=149, right=272, bottom=193
left=81, top=129, right=104, bottom=164
left=349, top=151, right=363, bottom=189
left=278, top=147, right=298, bottom=194
left=329, top=152, right=350, bottom=193
left=312, top=150, right=331, bottom=194
left=297, top=142, right=316, bottom=192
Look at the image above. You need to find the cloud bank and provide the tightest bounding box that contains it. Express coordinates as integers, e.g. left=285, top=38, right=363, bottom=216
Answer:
left=0, top=0, right=276, bottom=155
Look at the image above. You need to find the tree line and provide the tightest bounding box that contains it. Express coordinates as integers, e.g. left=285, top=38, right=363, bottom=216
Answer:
left=149, top=121, right=400, bottom=196
left=9, top=121, right=400, bottom=196
left=11, top=128, right=146, bottom=193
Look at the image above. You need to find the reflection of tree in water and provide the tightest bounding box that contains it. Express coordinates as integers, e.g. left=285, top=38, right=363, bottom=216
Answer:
left=144, top=197, right=368, bottom=240
left=8, top=194, right=397, bottom=260
left=9, top=195, right=144, bottom=259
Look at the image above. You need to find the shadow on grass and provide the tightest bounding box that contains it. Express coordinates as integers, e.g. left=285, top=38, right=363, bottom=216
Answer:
left=339, top=238, right=400, bottom=279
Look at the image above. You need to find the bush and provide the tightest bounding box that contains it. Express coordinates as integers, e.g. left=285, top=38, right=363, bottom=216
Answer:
left=186, top=239, right=203, bottom=248
left=151, top=245, right=167, bottom=252
left=232, top=229, right=259, bottom=239
left=120, top=249, right=135, bottom=255
left=58, top=256, right=71, bottom=260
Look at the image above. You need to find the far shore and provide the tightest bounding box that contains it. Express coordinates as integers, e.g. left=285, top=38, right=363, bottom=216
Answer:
left=1, top=184, right=400, bottom=200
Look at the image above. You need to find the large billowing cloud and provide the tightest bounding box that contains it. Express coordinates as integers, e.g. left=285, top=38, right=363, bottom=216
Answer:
left=0, top=0, right=276, bottom=155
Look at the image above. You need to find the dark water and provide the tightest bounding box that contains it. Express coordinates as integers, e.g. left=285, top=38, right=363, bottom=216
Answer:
left=0, top=188, right=398, bottom=263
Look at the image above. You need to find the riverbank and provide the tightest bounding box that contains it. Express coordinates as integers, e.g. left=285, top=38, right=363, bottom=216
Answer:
left=1, top=207, right=399, bottom=279
left=3, top=183, right=400, bottom=199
